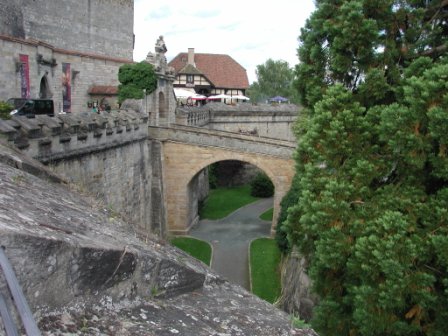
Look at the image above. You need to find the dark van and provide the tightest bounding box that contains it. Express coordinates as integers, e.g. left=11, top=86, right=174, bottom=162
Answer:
left=7, top=98, right=55, bottom=117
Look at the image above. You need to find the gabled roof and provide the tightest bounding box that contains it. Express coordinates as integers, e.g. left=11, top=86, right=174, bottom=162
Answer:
left=178, top=63, right=203, bottom=75
left=169, top=53, right=249, bottom=89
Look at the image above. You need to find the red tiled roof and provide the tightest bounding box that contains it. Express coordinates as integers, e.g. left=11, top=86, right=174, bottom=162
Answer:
left=169, top=53, right=249, bottom=89
left=88, top=86, right=118, bottom=95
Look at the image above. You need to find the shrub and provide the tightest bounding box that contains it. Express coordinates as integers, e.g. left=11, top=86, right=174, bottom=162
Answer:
left=0, top=101, right=13, bottom=120
left=275, top=175, right=300, bottom=254
left=250, top=172, right=274, bottom=198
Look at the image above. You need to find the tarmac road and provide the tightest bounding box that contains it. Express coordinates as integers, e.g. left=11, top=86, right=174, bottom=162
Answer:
left=190, top=197, right=273, bottom=289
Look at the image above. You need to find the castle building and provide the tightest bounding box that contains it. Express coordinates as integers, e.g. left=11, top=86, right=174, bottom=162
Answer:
left=0, top=0, right=134, bottom=113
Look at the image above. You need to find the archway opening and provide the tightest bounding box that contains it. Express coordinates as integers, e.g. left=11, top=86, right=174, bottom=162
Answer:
left=39, top=76, right=51, bottom=98
left=186, top=160, right=275, bottom=289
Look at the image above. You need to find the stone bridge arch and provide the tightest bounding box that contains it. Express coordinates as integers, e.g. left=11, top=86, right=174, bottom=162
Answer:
left=162, top=141, right=295, bottom=235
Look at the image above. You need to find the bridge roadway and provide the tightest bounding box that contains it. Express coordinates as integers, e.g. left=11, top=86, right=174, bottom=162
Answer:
left=148, top=124, right=297, bottom=235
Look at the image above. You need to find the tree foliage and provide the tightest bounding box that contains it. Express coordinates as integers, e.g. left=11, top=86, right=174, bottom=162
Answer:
left=285, top=1, right=448, bottom=335
left=117, top=61, right=157, bottom=103
left=248, top=59, right=300, bottom=104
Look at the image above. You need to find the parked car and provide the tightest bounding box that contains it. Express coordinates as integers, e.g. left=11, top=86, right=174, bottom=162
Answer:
left=7, top=98, right=55, bottom=117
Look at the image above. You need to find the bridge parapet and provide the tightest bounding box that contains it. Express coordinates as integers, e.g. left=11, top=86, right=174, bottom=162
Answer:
left=175, top=102, right=299, bottom=141
left=176, top=106, right=211, bottom=127
left=0, top=110, right=148, bottom=163
left=149, top=124, right=296, bottom=159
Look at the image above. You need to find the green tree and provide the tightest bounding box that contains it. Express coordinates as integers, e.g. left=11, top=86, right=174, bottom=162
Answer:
left=248, top=59, right=300, bottom=104
left=117, top=61, right=157, bottom=103
left=285, top=1, right=448, bottom=335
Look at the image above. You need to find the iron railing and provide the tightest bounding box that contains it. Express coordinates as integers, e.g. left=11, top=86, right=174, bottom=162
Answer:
left=0, top=247, right=41, bottom=335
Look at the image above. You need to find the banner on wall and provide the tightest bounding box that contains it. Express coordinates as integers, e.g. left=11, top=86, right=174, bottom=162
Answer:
left=19, top=54, right=30, bottom=98
left=62, top=63, right=71, bottom=112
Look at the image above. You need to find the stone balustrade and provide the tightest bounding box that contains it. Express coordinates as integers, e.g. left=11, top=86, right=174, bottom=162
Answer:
left=176, top=106, right=211, bottom=126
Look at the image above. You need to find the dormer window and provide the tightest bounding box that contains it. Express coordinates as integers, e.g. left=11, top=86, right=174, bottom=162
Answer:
left=187, top=75, right=194, bottom=84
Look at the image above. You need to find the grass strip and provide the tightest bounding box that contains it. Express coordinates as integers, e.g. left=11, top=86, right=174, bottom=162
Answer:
left=259, top=208, right=273, bottom=221
left=171, top=236, right=212, bottom=266
left=199, top=184, right=259, bottom=220
left=250, top=237, right=282, bottom=304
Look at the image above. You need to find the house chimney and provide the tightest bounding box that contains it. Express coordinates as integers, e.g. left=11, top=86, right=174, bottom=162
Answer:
left=188, top=48, right=195, bottom=65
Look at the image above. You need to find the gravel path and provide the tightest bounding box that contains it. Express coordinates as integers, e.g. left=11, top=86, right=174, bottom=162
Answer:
left=190, top=197, right=273, bottom=289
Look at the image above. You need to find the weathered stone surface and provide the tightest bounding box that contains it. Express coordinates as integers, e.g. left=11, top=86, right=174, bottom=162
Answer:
left=0, top=142, right=318, bottom=335
left=121, top=99, right=144, bottom=114
left=276, top=248, right=318, bottom=322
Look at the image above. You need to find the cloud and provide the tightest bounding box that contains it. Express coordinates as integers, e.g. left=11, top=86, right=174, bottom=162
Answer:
left=218, top=22, right=241, bottom=32
left=146, top=5, right=172, bottom=20
left=164, top=26, right=206, bottom=38
left=234, top=41, right=268, bottom=52
left=189, top=9, right=221, bottom=18
left=134, top=0, right=316, bottom=83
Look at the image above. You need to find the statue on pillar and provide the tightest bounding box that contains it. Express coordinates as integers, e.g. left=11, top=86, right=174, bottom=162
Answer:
left=146, top=35, right=168, bottom=73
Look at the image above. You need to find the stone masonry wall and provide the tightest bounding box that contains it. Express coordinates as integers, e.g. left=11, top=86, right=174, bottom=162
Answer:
left=51, top=138, right=158, bottom=237
left=0, top=0, right=134, bottom=59
left=0, top=36, right=131, bottom=113
left=210, top=111, right=297, bottom=141
left=0, top=110, right=165, bottom=237
left=0, top=1, right=25, bottom=38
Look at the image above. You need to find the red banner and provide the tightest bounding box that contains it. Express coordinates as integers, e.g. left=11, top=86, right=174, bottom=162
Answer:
left=62, top=63, right=71, bottom=112
left=19, top=54, right=30, bottom=98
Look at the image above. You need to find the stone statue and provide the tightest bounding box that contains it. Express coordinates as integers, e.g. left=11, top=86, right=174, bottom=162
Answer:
left=155, top=35, right=167, bottom=54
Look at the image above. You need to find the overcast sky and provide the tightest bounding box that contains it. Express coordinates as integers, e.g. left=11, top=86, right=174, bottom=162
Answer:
left=133, top=1, right=316, bottom=84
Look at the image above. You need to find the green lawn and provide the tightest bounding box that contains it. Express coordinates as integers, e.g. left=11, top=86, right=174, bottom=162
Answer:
left=250, top=238, right=282, bottom=304
left=199, top=185, right=259, bottom=220
left=259, top=208, right=273, bottom=221
left=170, top=236, right=212, bottom=266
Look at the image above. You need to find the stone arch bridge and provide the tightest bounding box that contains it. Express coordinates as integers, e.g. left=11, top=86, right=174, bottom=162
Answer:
left=0, top=111, right=296, bottom=237
left=149, top=124, right=296, bottom=234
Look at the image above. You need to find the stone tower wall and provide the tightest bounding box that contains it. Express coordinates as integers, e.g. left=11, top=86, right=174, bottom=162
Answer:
left=0, top=0, right=134, bottom=59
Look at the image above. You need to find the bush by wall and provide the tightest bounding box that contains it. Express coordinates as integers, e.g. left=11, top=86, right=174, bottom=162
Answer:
left=0, top=101, right=13, bottom=120
left=275, top=175, right=300, bottom=254
left=250, top=172, right=274, bottom=198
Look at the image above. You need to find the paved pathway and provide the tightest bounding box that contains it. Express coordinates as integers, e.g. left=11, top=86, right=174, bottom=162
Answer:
left=190, top=197, right=273, bottom=289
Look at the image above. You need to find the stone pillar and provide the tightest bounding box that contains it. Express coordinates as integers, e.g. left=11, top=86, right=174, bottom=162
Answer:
left=145, top=36, right=176, bottom=127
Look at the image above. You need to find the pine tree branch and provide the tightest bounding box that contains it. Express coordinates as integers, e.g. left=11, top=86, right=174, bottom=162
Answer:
left=419, top=44, right=448, bottom=57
